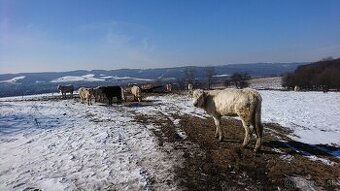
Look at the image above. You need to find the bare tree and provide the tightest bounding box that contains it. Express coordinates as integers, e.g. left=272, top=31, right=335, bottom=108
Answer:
left=224, top=79, right=231, bottom=87
left=205, top=66, right=215, bottom=89
left=184, top=67, right=196, bottom=86
left=176, top=78, right=186, bottom=90
left=230, top=72, right=251, bottom=89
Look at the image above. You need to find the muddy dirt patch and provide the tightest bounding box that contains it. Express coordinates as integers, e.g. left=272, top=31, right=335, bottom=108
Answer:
left=134, top=113, right=340, bottom=190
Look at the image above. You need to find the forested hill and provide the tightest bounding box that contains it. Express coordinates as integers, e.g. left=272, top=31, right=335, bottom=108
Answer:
left=282, top=58, right=340, bottom=90
left=0, top=62, right=304, bottom=97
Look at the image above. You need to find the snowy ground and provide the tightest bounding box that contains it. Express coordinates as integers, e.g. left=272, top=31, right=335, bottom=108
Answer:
left=260, top=91, right=340, bottom=147
left=0, top=100, right=181, bottom=190
left=1, top=90, right=339, bottom=190
left=249, top=77, right=283, bottom=90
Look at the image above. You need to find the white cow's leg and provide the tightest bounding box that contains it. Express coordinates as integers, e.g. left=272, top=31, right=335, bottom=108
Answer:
left=254, top=124, right=262, bottom=152
left=255, top=137, right=262, bottom=152
left=213, top=118, right=219, bottom=138
left=241, top=119, right=251, bottom=148
left=213, top=116, right=223, bottom=142
left=215, top=126, right=219, bottom=138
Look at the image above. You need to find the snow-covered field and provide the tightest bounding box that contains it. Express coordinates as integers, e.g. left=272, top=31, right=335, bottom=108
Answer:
left=0, top=100, right=181, bottom=190
left=0, top=76, right=26, bottom=84
left=260, top=91, right=340, bottom=146
left=1, top=90, right=339, bottom=190
left=249, top=77, right=282, bottom=90
left=50, top=74, right=154, bottom=83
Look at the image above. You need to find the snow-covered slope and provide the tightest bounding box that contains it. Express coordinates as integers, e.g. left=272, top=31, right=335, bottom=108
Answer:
left=50, top=74, right=105, bottom=83
left=260, top=91, right=340, bottom=146
left=0, top=100, right=181, bottom=190
left=50, top=74, right=155, bottom=83
left=0, top=76, right=26, bottom=83
left=249, top=77, right=283, bottom=90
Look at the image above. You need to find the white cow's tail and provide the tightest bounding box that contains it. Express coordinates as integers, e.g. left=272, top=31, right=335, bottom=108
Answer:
left=121, top=87, right=125, bottom=102
left=254, top=95, right=263, bottom=152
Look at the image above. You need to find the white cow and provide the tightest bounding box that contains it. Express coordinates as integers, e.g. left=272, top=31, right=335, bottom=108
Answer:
left=192, top=88, right=263, bottom=152
left=131, top=85, right=142, bottom=102
left=79, top=87, right=94, bottom=105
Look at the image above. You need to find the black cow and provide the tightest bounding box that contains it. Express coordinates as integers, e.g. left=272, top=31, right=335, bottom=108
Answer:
left=99, top=86, right=125, bottom=105
left=57, top=85, right=74, bottom=98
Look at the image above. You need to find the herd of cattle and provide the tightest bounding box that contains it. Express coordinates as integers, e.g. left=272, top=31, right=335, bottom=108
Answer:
left=57, top=84, right=173, bottom=105
left=57, top=83, right=263, bottom=152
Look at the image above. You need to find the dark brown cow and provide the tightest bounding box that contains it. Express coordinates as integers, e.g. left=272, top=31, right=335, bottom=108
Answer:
left=99, top=86, right=125, bottom=105
left=57, top=85, right=74, bottom=98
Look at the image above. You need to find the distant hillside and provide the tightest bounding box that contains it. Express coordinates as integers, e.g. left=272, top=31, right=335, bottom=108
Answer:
left=282, top=58, right=340, bottom=91
left=0, top=62, right=305, bottom=97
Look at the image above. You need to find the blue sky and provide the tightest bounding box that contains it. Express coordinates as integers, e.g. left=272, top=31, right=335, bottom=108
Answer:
left=1, top=0, right=340, bottom=74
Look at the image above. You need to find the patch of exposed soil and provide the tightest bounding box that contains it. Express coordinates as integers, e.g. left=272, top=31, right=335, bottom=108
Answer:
left=133, top=113, right=340, bottom=190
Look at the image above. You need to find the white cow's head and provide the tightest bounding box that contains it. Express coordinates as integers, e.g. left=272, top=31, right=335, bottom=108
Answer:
left=192, top=89, right=206, bottom=108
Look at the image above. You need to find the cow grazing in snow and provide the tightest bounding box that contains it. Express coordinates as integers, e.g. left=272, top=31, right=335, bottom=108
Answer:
left=78, top=87, right=94, bottom=105
left=192, top=88, right=263, bottom=152
left=131, top=85, right=142, bottom=102
left=57, top=85, right=74, bottom=98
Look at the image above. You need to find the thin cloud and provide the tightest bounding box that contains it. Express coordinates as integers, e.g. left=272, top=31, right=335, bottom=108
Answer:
left=142, top=38, right=154, bottom=51
left=105, top=32, right=131, bottom=47
left=0, top=20, right=161, bottom=73
left=76, top=21, right=150, bottom=33
left=0, top=18, right=9, bottom=31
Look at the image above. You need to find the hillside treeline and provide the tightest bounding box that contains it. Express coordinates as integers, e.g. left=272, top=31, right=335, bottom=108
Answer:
left=282, top=58, right=340, bottom=91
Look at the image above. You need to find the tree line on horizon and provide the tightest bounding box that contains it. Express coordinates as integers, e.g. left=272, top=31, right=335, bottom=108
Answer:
left=282, top=57, right=340, bottom=91
left=182, top=66, right=251, bottom=89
